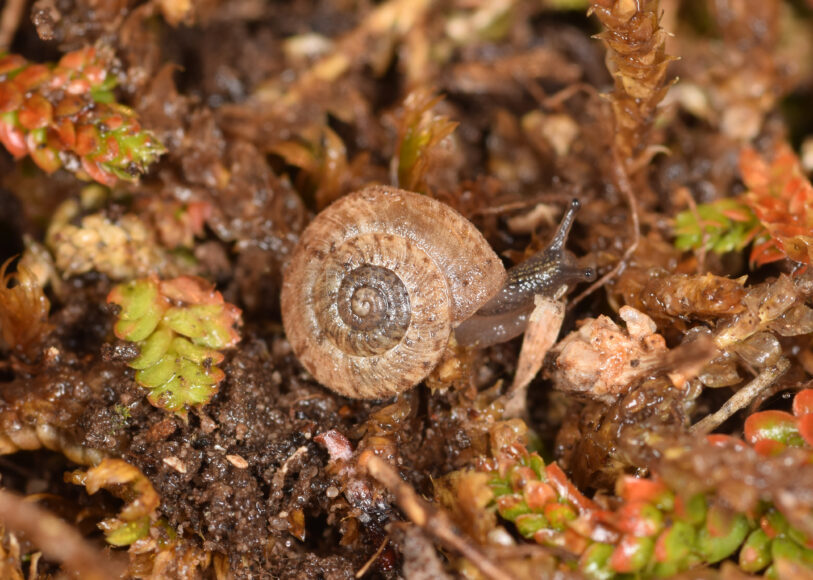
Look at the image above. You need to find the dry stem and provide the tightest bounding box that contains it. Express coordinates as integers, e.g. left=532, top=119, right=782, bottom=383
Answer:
left=0, top=488, right=126, bottom=579
left=691, top=357, right=791, bottom=434
left=0, top=0, right=25, bottom=50
left=569, top=145, right=640, bottom=308
left=363, top=454, right=513, bottom=580
left=355, top=536, right=389, bottom=578
left=571, top=0, right=673, bottom=306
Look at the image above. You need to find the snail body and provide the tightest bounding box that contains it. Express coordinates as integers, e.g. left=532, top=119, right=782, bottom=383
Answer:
left=454, top=198, right=592, bottom=348
left=281, top=186, right=592, bottom=399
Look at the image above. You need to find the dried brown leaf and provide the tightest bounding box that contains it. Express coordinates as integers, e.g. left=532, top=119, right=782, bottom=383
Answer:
left=0, top=257, right=50, bottom=359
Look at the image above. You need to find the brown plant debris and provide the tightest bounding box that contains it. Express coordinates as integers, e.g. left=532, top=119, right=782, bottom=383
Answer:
left=0, top=488, right=126, bottom=579
left=0, top=256, right=50, bottom=361
left=590, top=0, right=673, bottom=168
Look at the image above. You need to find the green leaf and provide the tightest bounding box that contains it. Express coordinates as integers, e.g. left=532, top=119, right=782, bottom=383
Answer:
left=697, top=507, right=750, bottom=563
left=674, top=199, right=762, bottom=256
left=529, top=453, right=546, bottom=479
left=496, top=494, right=529, bottom=520
left=771, top=537, right=813, bottom=569
left=108, top=278, right=167, bottom=342
left=745, top=410, right=804, bottom=447
left=178, top=358, right=222, bottom=387
left=580, top=543, right=615, bottom=580
left=104, top=516, right=150, bottom=546
left=655, top=520, right=695, bottom=564
left=761, top=509, right=789, bottom=537
left=164, top=304, right=235, bottom=347
left=679, top=493, right=707, bottom=526
left=610, top=535, right=655, bottom=573
left=739, top=528, right=772, bottom=572
left=109, top=276, right=241, bottom=416
left=130, top=325, right=173, bottom=370
left=135, top=355, right=178, bottom=389
left=543, top=502, right=577, bottom=531
left=147, top=374, right=218, bottom=413
left=515, top=513, right=548, bottom=538
left=170, top=336, right=223, bottom=364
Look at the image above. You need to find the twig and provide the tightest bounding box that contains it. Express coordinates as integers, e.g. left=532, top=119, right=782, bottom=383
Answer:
left=355, top=536, right=389, bottom=578
left=569, top=145, right=640, bottom=309
left=392, top=524, right=453, bottom=580
left=0, top=488, right=126, bottom=580
left=363, top=454, right=513, bottom=580
left=691, top=357, right=791, bottom=435
left=28, top=550, right=41, bottom=580
left=541, top=82, right=600, bottom=110
left=0, top=0, right=25, bottom=51
left=678, top=185, right=707, bottom=272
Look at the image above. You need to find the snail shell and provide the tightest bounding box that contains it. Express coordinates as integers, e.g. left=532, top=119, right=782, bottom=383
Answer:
left=281, top=185, right=505, bottom=399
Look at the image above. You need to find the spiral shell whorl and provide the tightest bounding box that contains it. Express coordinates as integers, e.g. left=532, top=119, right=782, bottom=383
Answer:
left=333, top=264, right=410, bottom=352
left=281, top=186, right=505, bottom=399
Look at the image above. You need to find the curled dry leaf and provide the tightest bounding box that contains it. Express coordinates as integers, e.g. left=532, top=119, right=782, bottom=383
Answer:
left=0, top=256, right=50, bottom=359
left=505, top=295, right=565, bottom=417
left=715, top=273, right=813, bottom=349
left=0, top=527, right=24, bottom=580
left=688, top=271, right=813, bottom=388
left=67, top=458, right=160, bottom=546
left=270, top=124, right=367, bottom=210
left=69, top=458, right=211, bottom=580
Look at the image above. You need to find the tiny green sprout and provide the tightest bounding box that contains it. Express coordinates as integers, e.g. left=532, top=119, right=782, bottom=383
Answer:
left=112, top=404, right=131, bottom=430
left=674, top=199, right=761, bottom=255
left=394, top=90, right=458, bottom=193
left=107, top=276, right=242, bottom=416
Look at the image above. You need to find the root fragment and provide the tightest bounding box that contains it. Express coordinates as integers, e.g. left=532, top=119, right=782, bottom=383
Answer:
left=691, top=358, right=791, bottom=435
left=0, top=488, right=126, bottom=579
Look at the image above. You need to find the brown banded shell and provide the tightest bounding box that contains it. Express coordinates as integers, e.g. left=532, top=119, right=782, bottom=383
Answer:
left=281, top=185, right=505, bottom=399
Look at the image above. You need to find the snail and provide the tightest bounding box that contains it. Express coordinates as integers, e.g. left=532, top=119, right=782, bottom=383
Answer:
left=281, top=186, right=594, bottom=399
